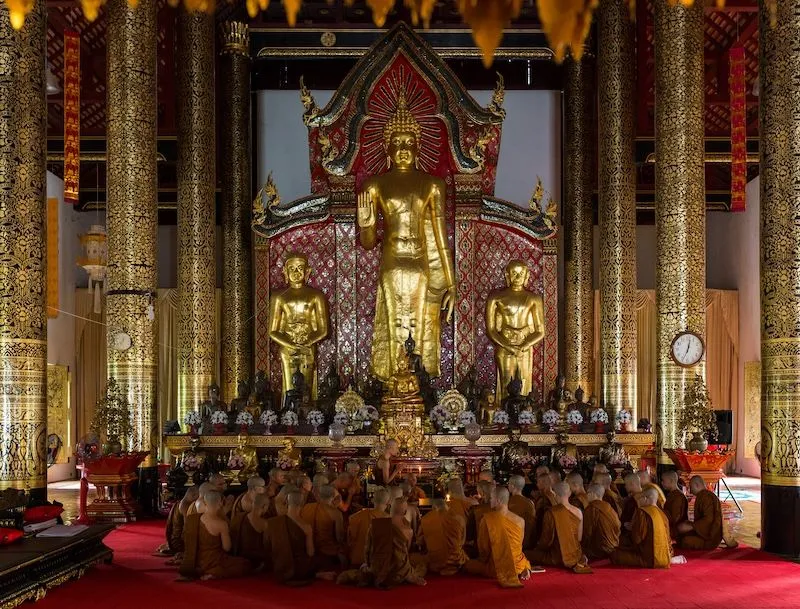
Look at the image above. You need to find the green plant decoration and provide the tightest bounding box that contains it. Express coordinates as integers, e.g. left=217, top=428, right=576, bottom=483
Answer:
left=90, top=378, right=133, bottom=452
left=677, top=374, right=718, bottom=443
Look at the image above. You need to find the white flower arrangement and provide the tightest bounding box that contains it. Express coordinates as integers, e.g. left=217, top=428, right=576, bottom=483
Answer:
left=558, top=454, right=577, bottom=469
left=306, top=410, right=325, bottom=427
left=182, top=453, right=199, bottom=471
left=458, top=410, right=476, bottom=426
left=235, top=410, right=254, bottom=426
left=590, top=409, right=609, bottom=424
left=260, top=410, right=278, bottom=427
left=566, top=410, right=584, bottom=425
left=227, top=454, right=245, bottom=469
left=429, top=405, right=448, bottom=425
left=492, top=410, right=510, bottom=425
left=518, top=410, right=535, bottom=425
left=333, top=411, right=349, bottom=426
left=281, top=410, right=299, bottom=426
left=608, top=452, right=629, bottom=467
left=616, top=409, right=632, bottom=425
left=210, top=410, right=228, bottom=425
left=359, top=405, right=379, bottom=422
left=183, top=410, right=202, bottom=427
left=542, top=409, right=560, bottom=426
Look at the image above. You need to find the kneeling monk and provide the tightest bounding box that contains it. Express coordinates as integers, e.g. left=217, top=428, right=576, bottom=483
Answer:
left=661, top=470, right=689, bottom=540
left=301, top=484, right=345, bottom=577
left=347, top=487, right=390, bottom=567
left=465, top=487, right=531, bottom=588
left=156, top=486, right=199, bottom=558
left=677, top=476, right=724, bottom=550
left=419, top=498, right=468, bottom=575
left=525, top=482, right=591, bottom=573
left=611, top=487, right=672, bottom=569
left=507, top=475, right=536, bottom=550
left=231, top=493, right=270, bottom=565
left=179, top=491, right=253, bottom=580
left=266, top=490, right=316, bottom=586
left=582, top=483, right=620, bottom=560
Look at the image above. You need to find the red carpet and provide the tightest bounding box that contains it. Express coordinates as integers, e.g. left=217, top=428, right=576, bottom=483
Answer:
left=34, top=520, right=800, bottom=609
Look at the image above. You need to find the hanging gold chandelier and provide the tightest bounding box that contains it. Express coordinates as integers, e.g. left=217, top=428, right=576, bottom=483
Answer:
left=4, top=0, right=774, bottom=66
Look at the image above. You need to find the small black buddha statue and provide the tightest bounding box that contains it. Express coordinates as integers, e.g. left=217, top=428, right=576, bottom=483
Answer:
left=229, top=380, right=250, bottom=415
left=457, top=366, right=480, bottom=414
left=282, top=368, right=305, bottom=414
left=317, top=363, right=341, bottom=421
left=199, top=383, right=226, bottom=419
left=500, top=428, right=530, bottom=474
left=254, top=370, right=269, bottom=406
left=501, top=370, right=527, bottom=426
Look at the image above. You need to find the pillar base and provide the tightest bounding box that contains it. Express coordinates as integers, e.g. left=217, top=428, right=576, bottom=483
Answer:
left=762, top=484, right=800, bottom=557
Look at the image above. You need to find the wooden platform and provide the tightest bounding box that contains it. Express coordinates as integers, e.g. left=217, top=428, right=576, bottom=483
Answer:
left=0, top=524, right=114, bottom=609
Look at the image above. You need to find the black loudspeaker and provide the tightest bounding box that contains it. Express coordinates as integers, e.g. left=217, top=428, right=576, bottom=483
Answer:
left=714, top=410, right=733, bottom=444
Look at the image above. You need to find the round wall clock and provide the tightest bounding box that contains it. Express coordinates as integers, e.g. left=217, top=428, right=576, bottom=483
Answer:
left=670, top=331, right=705, bottom=368
left=110, top=331, right=132, bottom=352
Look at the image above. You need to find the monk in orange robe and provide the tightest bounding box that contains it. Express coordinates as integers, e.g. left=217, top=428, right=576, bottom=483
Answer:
left=467, top=480, right=494, bottom=545
left=532, top=472, right=558, bottom=547
left=611, top=487, right=672, bottom=568
left=465, top=487, right=531, bottom=588
left=661, top=470, right=689, bottom=540
left=528, top=465, right=552, bottom=503
left=507, top=475, right=536, bottom=550
left=419, top=498, right=468, bottom=575
left=446, top=478, right=478, bottom=524
left=526, top=482, right=591, bottom=573
left=582, top=483, right=620, bottom=560
left=404, top=472, right=427, bottom=503
left=567, top=472, right=590, bottom=511
left=231, top=493, right=270, bottom=565
left=638, top=470, right=666, bottom=509
left=156, top=486, right=199, bottom=559
left=266, top=490, right=316, bottom=586
left=346, top=487, right=390, bottom=567
left=179, top=491, right=252, bottom=580
left=300, top=484, right=345, bottom=577
left=677, top=475, right=724, bottom=550
left=620, top=473, right=644, bottom=538
left=265, top=468, right=287, bottom=517
left=231, top=476, right=266, bottom=515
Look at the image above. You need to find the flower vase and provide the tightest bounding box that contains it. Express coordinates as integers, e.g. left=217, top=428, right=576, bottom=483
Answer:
left=287, top=425, right=296, bottom=435
left=548, top=424, right=555, bottom=433
left=620, top=423, right=629, bottom=432
left=189, top=424, right=198, bottom=436
left=570, top=424, right=579, bottom=433
left=594, top=422, right=604, bottom=433
left=239, top=424, right=248, bottom=434
left=263, top=425, right=272, bottom=436
left=687, top=431, right=708, bottom=452
left=212, top=423, right=225, bottom=435
left=311, top=424, right=320, bottom=435
left=229, top=469, right=242, bottom=486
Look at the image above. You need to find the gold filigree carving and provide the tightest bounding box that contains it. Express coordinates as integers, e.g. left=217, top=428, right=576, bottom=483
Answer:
left=299, top=75, right=320, bottom=126
left=486, top=72, right=506, bottom=120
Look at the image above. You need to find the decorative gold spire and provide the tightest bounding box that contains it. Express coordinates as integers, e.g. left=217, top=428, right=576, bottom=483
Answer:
left=220, top=20, right=249, bottom=57
left=382, top=89, right=421, bottom=149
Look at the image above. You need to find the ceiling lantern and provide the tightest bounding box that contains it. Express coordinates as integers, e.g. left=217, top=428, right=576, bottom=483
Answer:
left=78, top=225, right=108, bottom=315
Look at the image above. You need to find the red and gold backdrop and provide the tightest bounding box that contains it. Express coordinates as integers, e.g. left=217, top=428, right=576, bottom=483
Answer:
left=254, top=23, right=558, bottom=402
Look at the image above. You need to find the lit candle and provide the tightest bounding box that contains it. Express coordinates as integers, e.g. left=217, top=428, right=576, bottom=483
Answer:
left=446, top=493, right=451, bottom=502
left=417, top=466, right=422, bottom=475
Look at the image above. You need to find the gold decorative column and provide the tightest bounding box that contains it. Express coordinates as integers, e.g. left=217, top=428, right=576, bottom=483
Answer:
left=220, top=22, right=252, bottom=402
left=759, top=0, right=800, bottom=557
left=0, top=0, right=48, bottom=499
left=654, top=0, right=706, bottom=455
left=176, top=10, right=216, bottom=424
left=563, top=54, right=594, bottom=396
left=597, top=0, right=637, bottom=420
left=106, top=0, right=158, bottom=460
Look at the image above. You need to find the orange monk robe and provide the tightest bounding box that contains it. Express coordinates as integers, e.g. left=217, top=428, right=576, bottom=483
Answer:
left=347, top=508, right=387, bottom=567
left=407, top=486, right=427, bottom=503
left=603, top=489, right=622, bottom=516
left=620, top=494, right=640, bottom=528
left=533, top=489, right=558, bottom=546
left=446, top=496, right=475, bottom=524
left=301, top=501, right=343, bottom=571
left=165, top=502, right=186, bottom=553
left=230, top=512, right=267, bottom=564
left=420, top=510, right=468, bottom=575
left=466, top=503, right=493, bottom=543
left=582, top=499, right=620, bottom=559
left=366, top=517, right=425, bottom=587
left=611, top=505, right=672, bottom=569
left=569, top=492, right=590, bottom=511
left=678, top=489, right=723, bottom=550
left=464, top=511, right=531, bottom=588
left=508, top=494, right=537, bottom=550
left=266, top=515, right=315, bottom=586
left=525, top=504, right=583, bottom=569
left=642, top=483, right=666, bottom=509
left=663, top=489, right=689, bottom=540
left=179, top=514, right=252, bottom=579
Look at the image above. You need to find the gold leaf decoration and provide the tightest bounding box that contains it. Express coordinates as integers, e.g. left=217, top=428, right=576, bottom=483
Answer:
left=366, top=0, right=395, bottom=27
left=457, top=0, right=523, bottom=67
left=536, top=0, right=598, bottom=63
left=283, top=0, right=301, bottom=26
left=404, top=0, right=436, bottom=27
left=7, top=0, right=33, bottom=29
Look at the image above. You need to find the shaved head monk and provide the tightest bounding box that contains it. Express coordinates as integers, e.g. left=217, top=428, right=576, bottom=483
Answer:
left=447, top=478, right=478, bottom=524
left=677, top=476, right=725, bottom=550
left=507, top=475, right=536, bottom=550
left=301, top=484, right=345, bottom=579
left=530, top=465, right=551, bottom=502
left=567, top=472, right=590, bottom=511
left=467, top=480, right=495, bottom=544
left=661, top=471, right=688, bottom=540
left=347, top=487, right=390, bottom=567
left=157, top=485, right=199, bottom=560
left=231, top=493, right=270, bottom=565
left=581, top=483, right=620, bottom=560
left=525, top=482, right=591, bottom=573
left=232, top=476, right=266, bottom=515
left=611, top=487, right=672, bottom=569
left=638, top=470, right=666, bottom=509
left=532, top=472, right=557, bottom=546
left=419, top=498, right=468, bottom=575
left=465, top=486, right=532, bottom=588
left=621, top=473, right=644, bottom=537
left=266, top=490, right=315, bottom=586
left=188, top=482, right=212, bottom=517
left=594, top=472, right=622, bottom=515
left=179, top=491, right=252, bottom=581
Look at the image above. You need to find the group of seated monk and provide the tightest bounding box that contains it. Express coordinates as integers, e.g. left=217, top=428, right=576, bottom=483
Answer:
left=156, top=461, right=733, bottom=588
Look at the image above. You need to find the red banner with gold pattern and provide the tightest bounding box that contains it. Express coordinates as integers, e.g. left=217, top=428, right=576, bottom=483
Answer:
left=63, top=30, right=80, bottom=204
left=730, top=46, right=746, bottom=212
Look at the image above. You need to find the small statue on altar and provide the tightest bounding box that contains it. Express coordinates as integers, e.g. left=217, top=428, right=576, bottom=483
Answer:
left=231, top=434, right=259, bottom=479
left=385, top=349, right=421, bottom=400
left=282, top=368, right=305, bottom=415
left=501, top=371, right=527, bottom=426
left=499, top=428, right=530, bottom=473
left=199, top=383, right=226, bottom=419
left=457, top=366, right=480, bottom=414
left=277, top=437, right=302, bottom=470
left=584, top=393, right=599, bottom=422
left=244, top=391, right=262, bottom=422
left=179, top=436, right=209, bottom=479
left=403, top=332, right=435, bottom=412
left=269, top=252, right=330, bottom=401
left=317, top=363, right=342, bottom=421
left=485, top=260, right=545, bottom=401
left=479, top=389, right=499, bottom=427
left=570, top=386, right=588, bottom=415
left=363, top=375, right=384, bottom=407
left=547, top=373, right=572, bottom=417
left=229, top=380, right=250, bottom=415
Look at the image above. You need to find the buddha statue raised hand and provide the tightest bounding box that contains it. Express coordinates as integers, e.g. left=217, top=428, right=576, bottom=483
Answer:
left=357, top=90, right=456, bottom=381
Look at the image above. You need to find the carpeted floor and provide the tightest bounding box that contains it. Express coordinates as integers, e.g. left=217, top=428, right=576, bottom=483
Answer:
left=33, top=520, right=800, bottom=609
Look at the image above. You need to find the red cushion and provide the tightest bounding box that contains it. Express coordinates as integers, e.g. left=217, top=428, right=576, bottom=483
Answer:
left=24, top=505, right=63, bottom=524
left=0, top=528, right=23, bottom=545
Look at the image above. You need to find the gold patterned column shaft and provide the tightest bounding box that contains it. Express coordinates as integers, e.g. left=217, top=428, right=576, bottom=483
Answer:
left=598, top=0, right=637, bottom=420
left=106, top=0, right=158, bottom=460
left=759, top=0, right=800, bottom=489
left=0, top=0, right=48, bottom=497
left=220, top=22, right=252, bottom=402
left=176, top=11, right=216, bottom=424
left=563, top=54, right=594, bottom=397
left=654, top=0, right=706, bottom=454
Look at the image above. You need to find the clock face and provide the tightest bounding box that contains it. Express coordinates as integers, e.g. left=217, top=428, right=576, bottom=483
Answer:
left=671, top=332, right=704, bottom=367
left=111, top=332, right=132, bottom=352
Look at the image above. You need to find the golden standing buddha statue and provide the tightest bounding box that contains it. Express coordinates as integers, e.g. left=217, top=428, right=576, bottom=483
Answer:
left=485, top=260, right=545, bottom=401
left=268, top=253, right=331, bottom=400
left=357, top=90, right=456, bottom=381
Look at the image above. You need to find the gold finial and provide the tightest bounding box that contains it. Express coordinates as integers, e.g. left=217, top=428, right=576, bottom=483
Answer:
left=299, top=76, right=320, bottom=126
left=529, top=176, right=544, bottom=210
left=383, top=89, right=422, bottom=149
left=220, top=21, right=250, bottom=57
left=488, top=72, right=506, bottom=120
left=252, top=172, right=280, bottom=227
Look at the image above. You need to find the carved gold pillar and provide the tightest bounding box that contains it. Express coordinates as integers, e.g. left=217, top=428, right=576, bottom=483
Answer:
left=654, top=0, right=706, bottom=455
left=176, top=11, right=216, bottom=424
left=563, top=54, right=594, bottom=396
left=0, top=0, right=47, bottom=499
left=106, top=0, right=158, bottom=460
left=220, top=22, right=252, bottom=402
left=760, top=0, right=800, bottom=557
left=598, top=0, right=637, bottom=420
